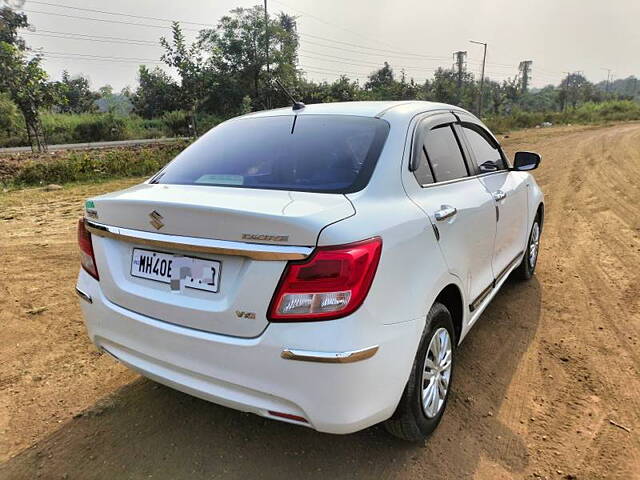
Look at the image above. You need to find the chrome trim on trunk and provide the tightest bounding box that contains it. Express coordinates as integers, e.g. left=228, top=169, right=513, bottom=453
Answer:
left=84, top=219, right=313, bottom=261
left=281, top=346, right=379, bottom=363
left=75, top=286, right=93, bottom=304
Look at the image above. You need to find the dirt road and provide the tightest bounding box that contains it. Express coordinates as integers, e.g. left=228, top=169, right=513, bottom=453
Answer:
left=1, top=124, right=639, bottom=479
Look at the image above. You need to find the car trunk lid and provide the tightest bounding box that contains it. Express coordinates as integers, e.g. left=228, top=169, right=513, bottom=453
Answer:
left=87, top=184, right=354, bottom=337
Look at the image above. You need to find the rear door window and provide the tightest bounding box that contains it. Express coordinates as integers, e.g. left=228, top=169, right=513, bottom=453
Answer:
left=153, top=115, right=390, bottom=194
left=424, top=125, right=468, bottom=182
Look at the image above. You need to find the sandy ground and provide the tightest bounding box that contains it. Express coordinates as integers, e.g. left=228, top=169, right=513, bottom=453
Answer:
left=1, top=123, right=639, bottom=479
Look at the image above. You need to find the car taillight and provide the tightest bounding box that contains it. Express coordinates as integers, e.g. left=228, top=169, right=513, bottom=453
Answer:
left=268, top=237, right=382, bottom=322
left=77, top=218, right=99, bottom=280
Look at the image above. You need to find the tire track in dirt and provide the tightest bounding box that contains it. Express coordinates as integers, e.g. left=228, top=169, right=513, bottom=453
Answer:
left=1, top=124, right=640, bottom=479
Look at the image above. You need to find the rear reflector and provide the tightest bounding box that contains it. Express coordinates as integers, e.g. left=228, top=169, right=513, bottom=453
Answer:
left=77, top=218, right=99, bottom=280
left=268, top=411, right=308, bottom=423
left=268, top=237, right=382, bottom=322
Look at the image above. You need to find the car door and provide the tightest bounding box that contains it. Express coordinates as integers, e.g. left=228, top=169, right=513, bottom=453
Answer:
left=404, top=112, right=497, bottom=312
left=456, top=117, right=529, bottom=283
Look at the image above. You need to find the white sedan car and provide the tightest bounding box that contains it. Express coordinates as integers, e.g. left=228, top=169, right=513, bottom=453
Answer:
left=76, top=101, right=543, bottom=441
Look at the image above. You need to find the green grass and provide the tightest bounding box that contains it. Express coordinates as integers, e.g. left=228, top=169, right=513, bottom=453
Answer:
left=0, top=111, right=224, bottom=147
left=2, top=141, right=189, bottom=188
left=484, top=100, right=640, bottom=133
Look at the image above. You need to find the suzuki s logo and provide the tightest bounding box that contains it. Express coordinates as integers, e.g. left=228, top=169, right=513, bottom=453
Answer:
left=149, top=210, right=164, bottom=230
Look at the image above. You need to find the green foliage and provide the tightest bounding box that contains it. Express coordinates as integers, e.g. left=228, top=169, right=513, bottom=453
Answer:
left=161, top=22, right=208, bottom=116
left=95, top=84, right=133, bottom=116
left=6, top=141, right=189, bottom=187
left=0, top=93, right=21, bottom=136
left=132, top=66, right=180, bottom=119
left=0, top=6, right=27, bottom=48
left=0, top=7, right=62, bottom=151
left=56, top=71, right=98, bottom=114
left=3, top=4, right=640, bottom=153
left=483, top=100, right=640, bottom=133
left=72, top=113, right=128, bottom=142
left=38, top=113, right=163, bottom=144
left=160, top=110, right=191, bottom=136
left=196, top=6, right=299, bottom=114
left=597, top=76, right=640, bottom=100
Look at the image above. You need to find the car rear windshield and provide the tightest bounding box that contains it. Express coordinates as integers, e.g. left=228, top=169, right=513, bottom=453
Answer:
left=152, top=114, right=390, bottom=194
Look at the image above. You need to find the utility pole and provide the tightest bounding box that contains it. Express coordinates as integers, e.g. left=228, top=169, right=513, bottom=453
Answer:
left=264, top=0, right=271, bottom=109
left=470, top=40, right=487, bottom=117
left=453, top=51, right=467, bottom=105
left=601, top=68, right=611, bottom=94
left=518, top=60, right=533, bottom=93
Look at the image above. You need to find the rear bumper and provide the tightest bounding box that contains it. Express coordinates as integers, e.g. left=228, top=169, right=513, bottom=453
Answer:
left=76, top=270, right=422, bottom=434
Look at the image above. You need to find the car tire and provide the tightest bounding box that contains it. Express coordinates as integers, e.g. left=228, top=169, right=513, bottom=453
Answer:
left=513, top=216, right=541, bottom=281
left=384, top=302, right=455, bottom=442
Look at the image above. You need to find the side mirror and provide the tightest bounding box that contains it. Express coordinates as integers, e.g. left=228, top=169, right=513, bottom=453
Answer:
left=513, top=151, right=541, bottom=171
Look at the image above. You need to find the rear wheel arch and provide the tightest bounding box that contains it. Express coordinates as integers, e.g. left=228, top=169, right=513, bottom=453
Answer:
left=434, top=284, right=463, bottom=344
left=536, top=202, right=544, bottom=230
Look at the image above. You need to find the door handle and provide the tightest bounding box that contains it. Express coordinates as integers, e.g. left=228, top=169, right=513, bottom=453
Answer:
left=493, top=190, right=506, bottom=201
left=434, top=205, right=457, bottom=221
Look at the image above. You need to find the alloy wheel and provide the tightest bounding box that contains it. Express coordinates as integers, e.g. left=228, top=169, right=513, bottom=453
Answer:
left=529, top=221, right=540, bottom=269
left=421, top=327, right=452, bottom=418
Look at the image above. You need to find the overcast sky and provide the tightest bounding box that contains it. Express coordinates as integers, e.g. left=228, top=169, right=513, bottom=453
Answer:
left=16, top=0, right=640, bottom=92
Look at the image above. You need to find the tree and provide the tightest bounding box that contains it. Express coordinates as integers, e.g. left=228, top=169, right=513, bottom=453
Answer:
left=161, top=22, right=209, bottom=134
left=0, top=92, right=21, bottom=138
left=95, top=84, right=133, bottom=115
left=0, top=7, right=62, bottom=151
left=427, top=68, right=459, bottom=105
left=197, top=6, right=299, bottom=115
left=132, top=65, right=180, bottom=118
left=0, top=6, right=27, bottom=48
left=558, top=73, right=595, bottom=110
left=365, top=62, right=394, bottom=92
left=57, top=70, right=98, bottom=114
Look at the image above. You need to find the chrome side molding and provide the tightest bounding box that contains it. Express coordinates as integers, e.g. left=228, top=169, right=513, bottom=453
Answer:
left=281, top=345, right=379, bottom=364
left=85, top=219, right=313, bottom=261
left=75, top=286, right=93, bottom=304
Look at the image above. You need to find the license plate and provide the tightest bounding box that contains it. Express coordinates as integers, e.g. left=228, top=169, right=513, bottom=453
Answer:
left=130, top=248, right=221, bottom=293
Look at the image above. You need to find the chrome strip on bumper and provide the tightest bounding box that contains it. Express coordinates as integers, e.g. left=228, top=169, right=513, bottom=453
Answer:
left=75, top=286, right=93, bottom=303
left=85, top=219, right=313, bottom=261
left=281, top=346, right=379, bottom=364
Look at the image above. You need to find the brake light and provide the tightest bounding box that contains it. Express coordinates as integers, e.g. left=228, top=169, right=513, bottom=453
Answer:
left=77, top=218, right=99, bottom=280
left=268, top=237, right=382, bottom=322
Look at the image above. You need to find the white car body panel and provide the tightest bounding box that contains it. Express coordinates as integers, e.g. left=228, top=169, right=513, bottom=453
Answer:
left=77, top=100, right=544, bottom=434
left=91, top=183, right=355, bottom=246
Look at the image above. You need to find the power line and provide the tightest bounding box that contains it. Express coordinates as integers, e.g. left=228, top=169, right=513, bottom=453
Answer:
left=24, top=31, right=161, bottom=47
left=23, top=9, right=201, bottom=31
left=28, top=0, right=214, bottom=27
left=31, top=30, right=160, bottom=45
left=22, top=3, right=566, bottom=86
left=271, top=0, right=398, bottom=51
left=299, top=51, right=440, bottom=72
left=23, top=3, right=532, bottom=75
left=24, top=5, right=454, bottom=61
left=41, top=50, right=160, bottom=62
left=299, top=32, right=449, bottom=60
left=25, top=28, right=523, bottom=75
left=43, top=55, right=164, bottom=65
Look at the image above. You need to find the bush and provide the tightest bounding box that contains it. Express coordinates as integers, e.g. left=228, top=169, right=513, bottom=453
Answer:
left=484, top=100, right=640, bottom=133
left=160, top=111, right=223, bottom=137
left=161, top=110, right=191, bottom=136
left=72, top=113, right=127, bottom=142
left=4, top=141, right=189, bottom=187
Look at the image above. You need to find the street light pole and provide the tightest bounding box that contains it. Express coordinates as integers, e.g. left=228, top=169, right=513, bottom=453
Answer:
left=470, top=40, right=487, bottom=117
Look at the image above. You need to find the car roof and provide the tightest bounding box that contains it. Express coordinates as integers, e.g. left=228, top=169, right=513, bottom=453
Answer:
left=241, top=101, right=470, bottom=120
